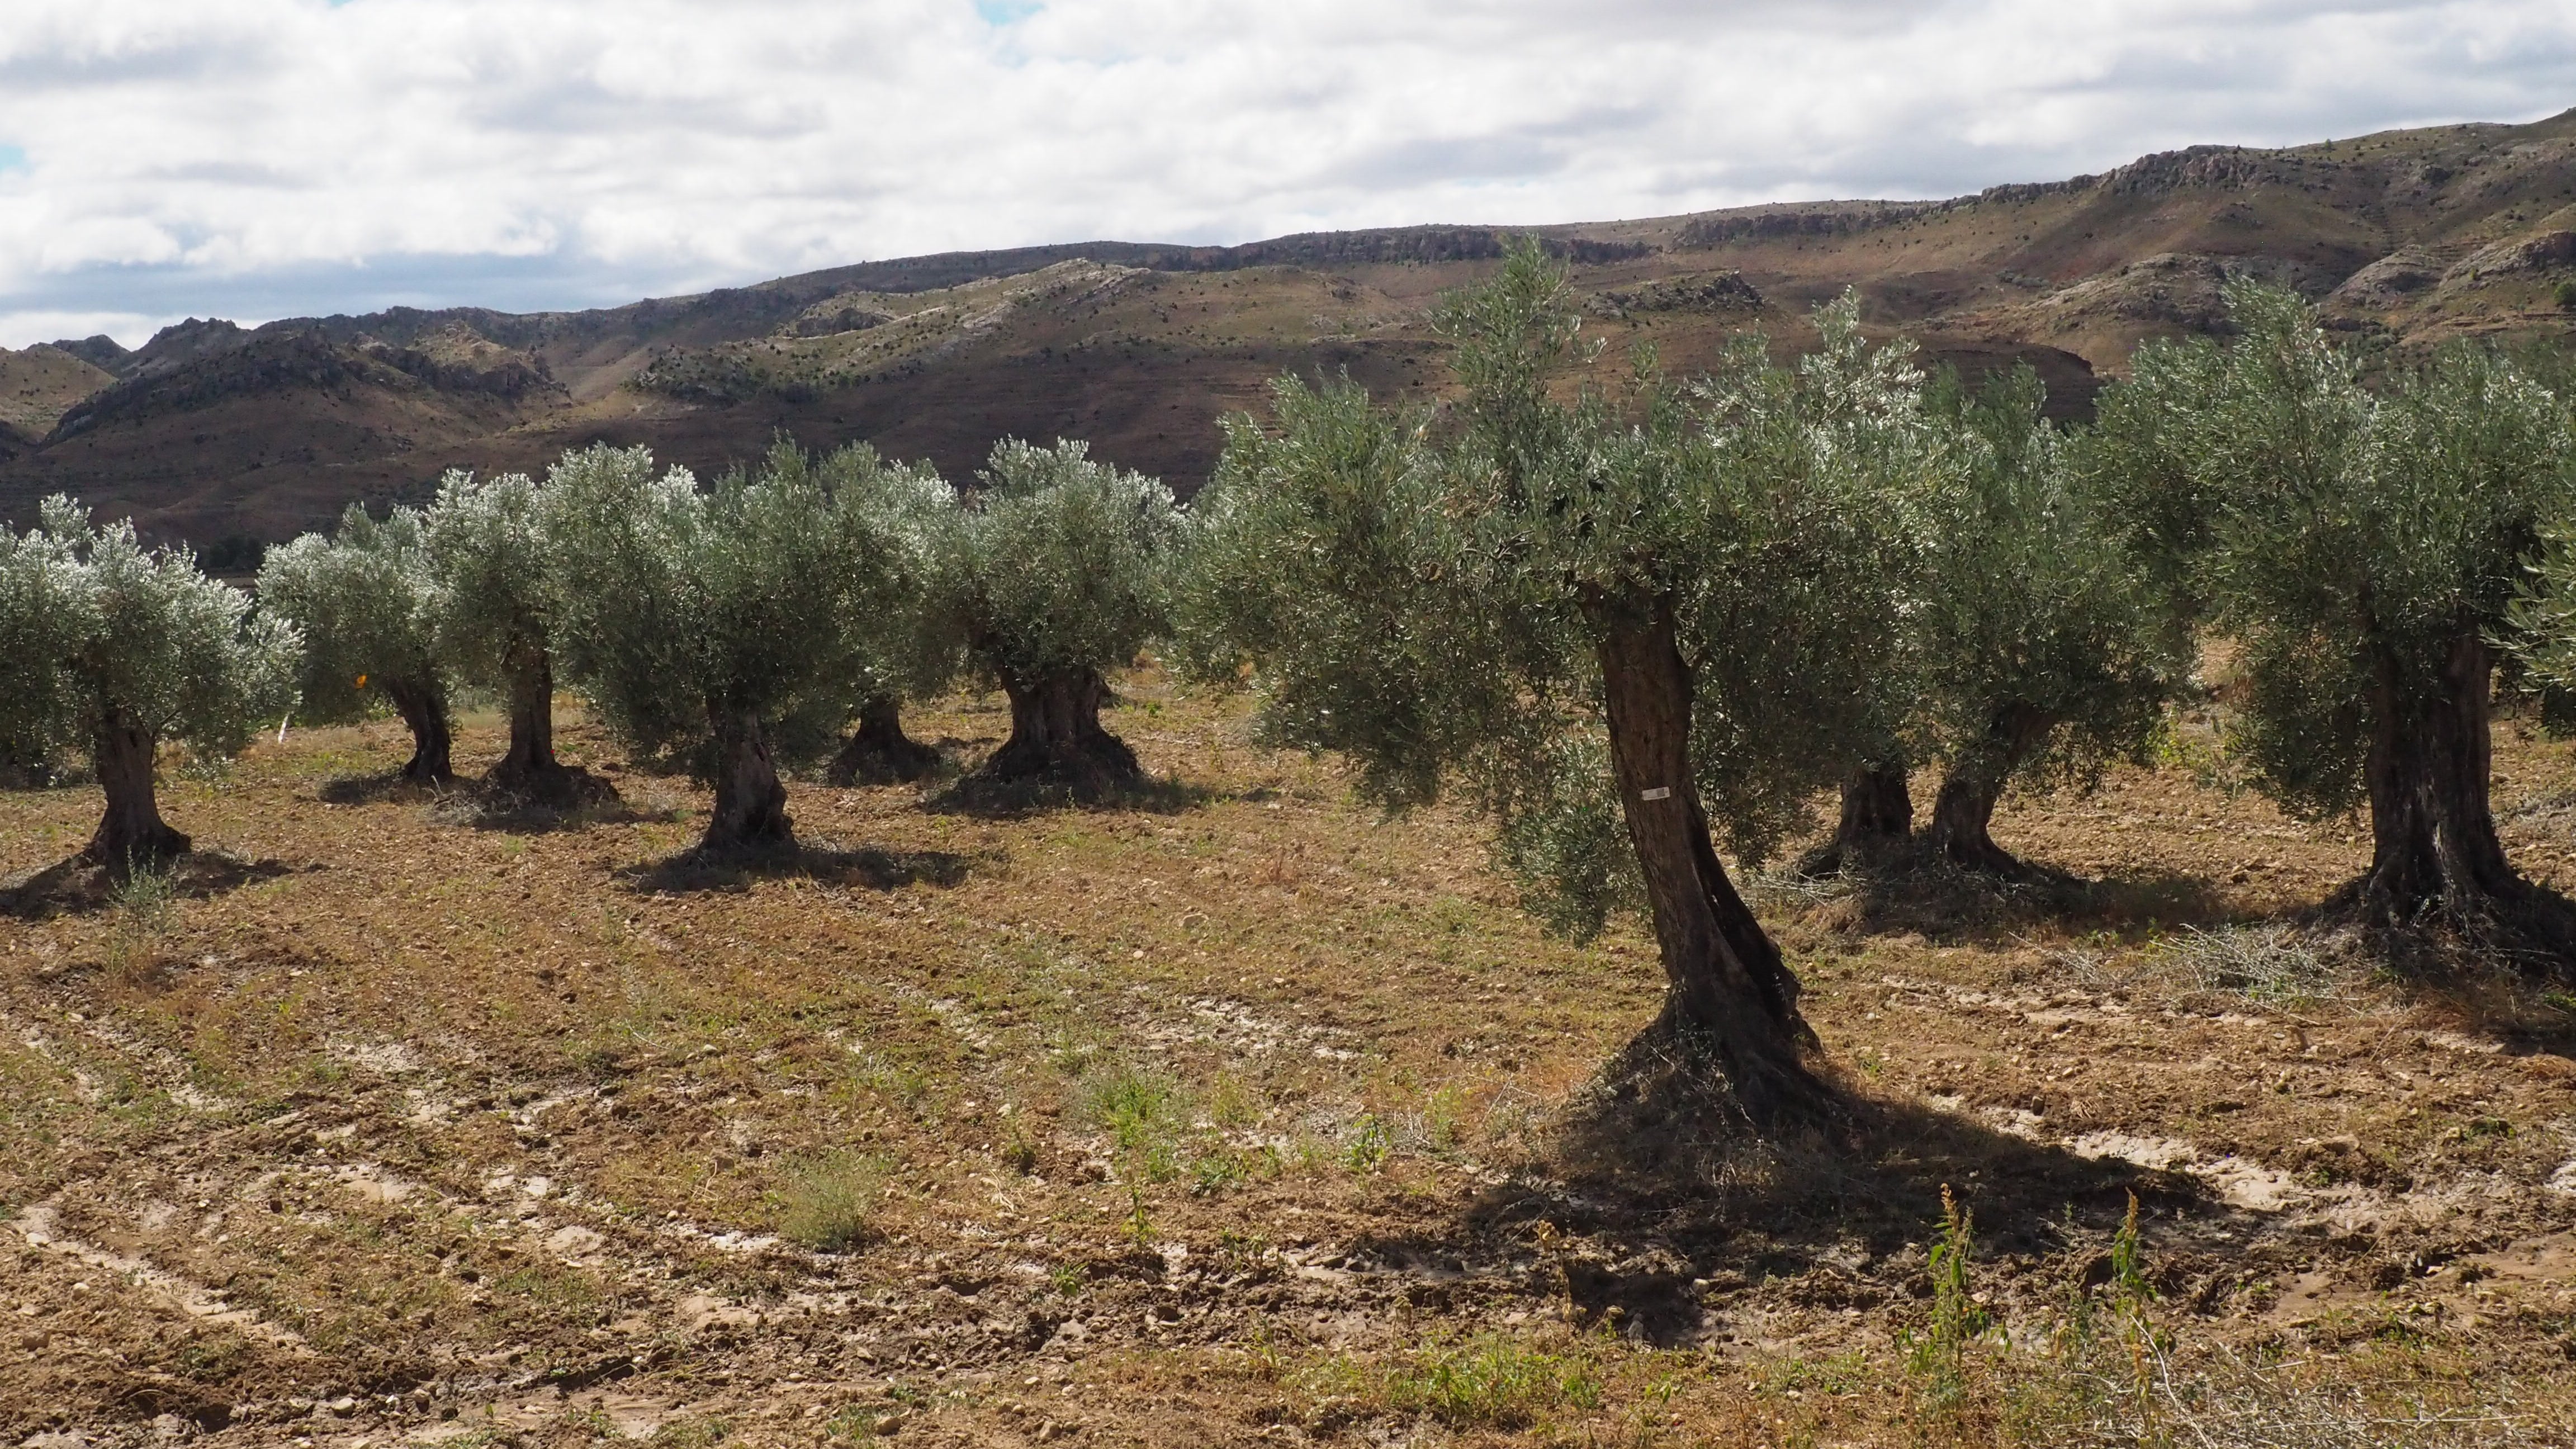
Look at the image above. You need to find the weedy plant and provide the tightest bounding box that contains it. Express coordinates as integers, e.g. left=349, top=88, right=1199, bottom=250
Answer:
left=1305, top=1334, right=1603, bottom=1430
left=1904, top=1183, right=1995, bottom=1412
left=774, top=1150, right=886, bottom=1252
left=105, top=859, right=177, bottom=977
left=1344, top=1113, right=1393, bottom=1172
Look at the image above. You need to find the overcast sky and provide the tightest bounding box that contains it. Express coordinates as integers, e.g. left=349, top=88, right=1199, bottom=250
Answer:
left=1, top=0, right=2570, bottom=348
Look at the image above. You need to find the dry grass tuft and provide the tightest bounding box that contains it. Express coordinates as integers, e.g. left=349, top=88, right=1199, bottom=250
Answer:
left=774, top=1149, right=887, bottom=1252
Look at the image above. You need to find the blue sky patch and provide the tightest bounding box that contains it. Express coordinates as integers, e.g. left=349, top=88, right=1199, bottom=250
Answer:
left=975, top=1, right=1040, bottom=26
left=0, top=145, right=27, bottom=173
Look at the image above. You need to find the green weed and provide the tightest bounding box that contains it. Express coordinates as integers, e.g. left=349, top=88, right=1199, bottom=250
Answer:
left=1902, top=1183, right=1993, bottom=1410
left=1327, top=1334, right=1603, bottom=1429
left=1344, top=1114, right=1393, bottom=1172
left=1078, top=1061, right=1181, bottom=1151
left=774, top=1150, right=886, bottom=1252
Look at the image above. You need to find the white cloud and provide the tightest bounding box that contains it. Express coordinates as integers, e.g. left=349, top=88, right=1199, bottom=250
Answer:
left=0, top=0, right=2569, bottom=347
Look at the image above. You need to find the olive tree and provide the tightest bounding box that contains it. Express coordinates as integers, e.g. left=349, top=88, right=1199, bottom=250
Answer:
left=2099, top=282, right=2576, bottom=956
left=420, top=467, right=593, bottom=795
left=808, top=442, right=962, bottom=785
left=1907, top=366, right=2184, bottom=874
left=930, top=438, right=1182, bottom=797
left=1178, top=246, right=1926, bottom=1123
left=0, top=498, right=299, bottom=873
left=547, top=443, right=906, bottom=850
left=258, top=504, right=454, bottom=783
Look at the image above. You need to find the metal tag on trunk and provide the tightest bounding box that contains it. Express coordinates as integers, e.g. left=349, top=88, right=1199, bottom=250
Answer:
left=1639, top=787, right=1671, bottom=801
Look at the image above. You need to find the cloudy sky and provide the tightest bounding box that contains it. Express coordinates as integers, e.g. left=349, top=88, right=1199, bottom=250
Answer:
left=1, top=0, right=2571, bottom=348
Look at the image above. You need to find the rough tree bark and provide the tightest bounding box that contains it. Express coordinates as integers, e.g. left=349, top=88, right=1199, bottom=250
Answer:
left=382, top=676, right=457, bottom=784
left=486, top=637, right=576, bottom=796
left=971, top=665, right=1141, bottom=795
left=1926, top=702, right=2055, bottom=875
left=1593, top=600, right=1825, bottom=1126
left=83, top=708, right=188, bottom=875
left=826, top=695, right=940, bottom=785
left=1797, top=760, right=1914, bottom=876
left=703, top=707, right=794, bottom=851
left=2328, top=632, right=2576, bottom=963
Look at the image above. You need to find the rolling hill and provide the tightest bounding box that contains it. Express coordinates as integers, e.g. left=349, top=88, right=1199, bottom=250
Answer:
left=4, top=106, right=2573, bottom=548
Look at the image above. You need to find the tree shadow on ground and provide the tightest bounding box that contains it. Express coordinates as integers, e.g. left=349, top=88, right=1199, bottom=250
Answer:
left=2315, top=925, right=2576, bottom=1058
left=617, top=840, right=979, bottom=896
left=428, top=774, right=671, bottom=835
left=1756, top=844, right=2237, bottom=946
left=0, top=851, right=304, bottom=920
left=1351, top=1029, right=2218, bottom=1349
left=925, top=772, right=1216, bottom=820
left=315, top=771, right=451, bottom=806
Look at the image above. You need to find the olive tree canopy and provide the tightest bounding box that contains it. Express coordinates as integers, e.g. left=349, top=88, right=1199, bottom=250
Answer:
left=0, top=498, right=299, bottom=873
left=2100, top=282, right=2576, bottom=960
left=929, top=438, right=1183, bottom=798
left=420, top=466, right=593, bottom=796
left=1179, top=244, right=1928, bottom=1124
left=803, top=441, right=962, bottom=786
left=1905, top=366, right=2185, bottom=874
left=258, top=503, right=454, bottom=783
left=546, top=443, right=914, bottom=850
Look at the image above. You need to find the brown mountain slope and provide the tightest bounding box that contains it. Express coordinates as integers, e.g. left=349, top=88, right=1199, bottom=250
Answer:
left=0, top=344, right=113, bottom=460
left=1, top=326, right=564, bottom=549
left=6, top=106, right=2573, bottom=546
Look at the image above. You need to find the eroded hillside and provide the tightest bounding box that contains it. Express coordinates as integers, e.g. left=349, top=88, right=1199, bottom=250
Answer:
left=4, top=107, right=2573, bottom=547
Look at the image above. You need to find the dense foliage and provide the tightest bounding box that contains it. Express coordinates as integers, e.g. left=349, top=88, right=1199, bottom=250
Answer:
left=0, top=498, right=299, bottom=871
left=258, top=503, right=453, bottom=781
left=546, top=442, right=925, bottom=848
left=1900, top=366, right=2186, bottom=871
left=1187, top=262, right=1923, bottom=921
left=1182, top=242, right=1932, bottom=1117
left=2097, top=281, right=2576, bottom=946
left=419, top=466, right=584, bottom=792
left=930, top=437, right=1185, bottom=794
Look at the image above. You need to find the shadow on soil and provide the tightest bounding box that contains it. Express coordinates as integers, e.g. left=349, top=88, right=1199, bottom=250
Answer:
left=443, top=774, right=673, bottom=836
left=0, top=851, right=304, bottom=920
left=314, top=771, right=450, bottom=806
left=1765, top=844, right=2239, bottom=945
left=1356, top=1029, right=2210, bottom=1349
left=926, top=772, right=1216, bottom=820
left=313, top=766, right=661, bottom=836
left=618, top=840, right=979, bottom=895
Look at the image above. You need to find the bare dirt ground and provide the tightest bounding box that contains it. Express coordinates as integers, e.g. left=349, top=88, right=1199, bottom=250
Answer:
left=4, top=677, right=2575, bottom=1447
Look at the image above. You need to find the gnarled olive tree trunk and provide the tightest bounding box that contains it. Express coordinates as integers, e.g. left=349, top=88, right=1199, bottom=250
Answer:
left=2333, top=632, right=2576, bottom=964
left=973, top=665, right=1140, bottom=795
left=703, top=707, right=793, bottom=851
left=1927, top=702, right=2054, bottom=875
left=1593, top=601, right=1824, bottom=1126
left=487, top=636, right=567, bottom=791
left=84, top=708, right=188, bottom=876
left=382, top=676, right=456, bottom=784
left=826, top=695, right=940, bottom=785
left=1798, top=760, right=1913, bottom=876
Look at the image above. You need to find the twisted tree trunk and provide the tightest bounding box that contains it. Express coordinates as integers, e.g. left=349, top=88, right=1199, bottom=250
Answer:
left=826, top=695, right=940, bottom=785
left=383, top=676, right=456, bottom=784
left=973, top=665, right=1141, bottom=795
left=1798, top=760, right=1913, bottom=876
left=1928, top=702, right=2054, bottom=875
left=487, top=636, right=567, bottom=792
left=703, top=707, right=794, bottom=851
left=1594, top=601, right=1824, bottom=1127
left=2328, top=632, right=2576, bottom=967
left=84, top=708, right=187, bottom=877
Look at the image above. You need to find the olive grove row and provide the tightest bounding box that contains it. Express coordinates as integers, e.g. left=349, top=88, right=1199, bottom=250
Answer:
left=8, top=242, right=2576, bottom=1123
